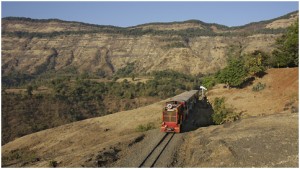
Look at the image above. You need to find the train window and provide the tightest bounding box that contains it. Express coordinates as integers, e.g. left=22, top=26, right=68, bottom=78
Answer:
left=163, top=110, right=177, bottom=122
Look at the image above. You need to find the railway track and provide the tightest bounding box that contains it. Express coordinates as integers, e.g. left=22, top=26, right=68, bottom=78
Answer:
left=138, top=133, right=175, bottom=168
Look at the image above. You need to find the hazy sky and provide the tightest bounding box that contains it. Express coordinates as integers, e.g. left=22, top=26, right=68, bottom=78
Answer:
left=2, top=1, right=299, bottom=27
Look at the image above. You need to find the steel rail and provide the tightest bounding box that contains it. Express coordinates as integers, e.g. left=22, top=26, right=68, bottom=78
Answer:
left=138, top=133, right=175, bottom=168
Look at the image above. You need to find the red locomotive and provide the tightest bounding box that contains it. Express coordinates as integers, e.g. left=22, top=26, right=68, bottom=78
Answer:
left=161, top=90, right=199, bottom=133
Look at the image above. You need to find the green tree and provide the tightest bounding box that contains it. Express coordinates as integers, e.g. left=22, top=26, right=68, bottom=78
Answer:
left=272, top=20, right=298, bottom=67
left=115, top=62, right=135, bottom=77
left=216, top=59, right=247, bottom=87
left=243, top=50, right=267, bottom=77
left=201, top=75, right=216, bottom=89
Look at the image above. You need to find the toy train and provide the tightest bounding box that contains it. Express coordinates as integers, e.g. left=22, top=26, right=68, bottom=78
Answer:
left=161, top=90, right=199, bottom=133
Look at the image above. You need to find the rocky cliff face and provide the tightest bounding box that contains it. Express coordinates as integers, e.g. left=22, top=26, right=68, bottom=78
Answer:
left=1, top=11, right=298, bottom=76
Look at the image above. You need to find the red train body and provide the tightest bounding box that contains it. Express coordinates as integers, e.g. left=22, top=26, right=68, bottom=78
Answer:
left=161, top=90, right=199, bottom=133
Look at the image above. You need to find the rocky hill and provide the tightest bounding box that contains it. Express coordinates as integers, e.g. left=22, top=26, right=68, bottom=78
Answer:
left=2, top=11, right=298, bottom=76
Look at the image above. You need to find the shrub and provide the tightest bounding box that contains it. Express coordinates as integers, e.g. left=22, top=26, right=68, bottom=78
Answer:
left=2, top=148, right=37, bottom=166
left=216, top=59, right=248, bottom=87
left=242, top=50, right=267, bottom=77
left=115, top=62, right=135, bottom=77
left=201, top=75, right=217, bottom=89
left=136, top=122, right=156, bottom=132
left=49, top=160, right=58, bottom=167
left=212, top=97, right=241, bottom=124
left=252, top=82, right=266, bottom=92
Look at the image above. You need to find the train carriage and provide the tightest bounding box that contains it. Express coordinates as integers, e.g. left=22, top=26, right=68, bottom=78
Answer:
left=161, top=90, right=199, bottom=133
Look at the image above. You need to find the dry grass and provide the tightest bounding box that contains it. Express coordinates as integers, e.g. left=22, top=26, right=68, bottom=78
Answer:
left=5, top=86, right=52, bottom=95
left=208, top=68, right=298, bottom=116
left=116, top=77, right=152, bottom=84
left=2, top=99, right=165, bottom=167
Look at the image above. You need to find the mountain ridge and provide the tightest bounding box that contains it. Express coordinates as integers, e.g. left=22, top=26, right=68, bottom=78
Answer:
left=2, top=10, right=298, bottom=30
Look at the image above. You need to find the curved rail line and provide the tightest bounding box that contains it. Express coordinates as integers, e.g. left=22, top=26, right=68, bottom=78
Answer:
left=138, top=133, right=175, bottom=168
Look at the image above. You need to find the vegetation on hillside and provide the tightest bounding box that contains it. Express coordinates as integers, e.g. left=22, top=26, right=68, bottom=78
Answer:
left=271, top=20, right=299, bottom=67
left=136, top=122, right=156, bottom=132
left=114, top=62, right=135, bottom=77
left=2, top=147, right=38, bottom=167
left=2, top=68, right=201, bottom=145
left=2, top=27, right=287, bottom=39
left=212, top=97, right=241, bottom=124
left=134, top=19, right=229, bottom=30
left=215, top=59, right=248, bottom=87
left=210, top=50, right=267, bottom=88
left=201, top=20, right=298, bottom=88
left=252, top=82, right=266, bottom=92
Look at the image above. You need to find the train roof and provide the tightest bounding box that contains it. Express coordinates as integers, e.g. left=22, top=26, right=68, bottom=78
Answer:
left=170, top=90, right=199, bottom=102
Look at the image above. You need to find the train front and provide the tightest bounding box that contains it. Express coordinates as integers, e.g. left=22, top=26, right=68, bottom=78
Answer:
left=161, top=101, right=182, bottom=133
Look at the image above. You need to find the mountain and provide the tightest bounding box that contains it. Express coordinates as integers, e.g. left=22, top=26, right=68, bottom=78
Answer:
left=1, top=11, right=298, bottom=77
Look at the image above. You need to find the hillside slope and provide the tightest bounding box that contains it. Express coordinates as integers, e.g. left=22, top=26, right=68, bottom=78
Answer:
left=2, top=101, right=164, bottom=167
left=208, top=68, right=299, bottom=116
left=2, top=33, right=280, bottom=76
left=176, top=112, right=298, bottom=167
left=1, top=11, right=298, bottom=76
left=2, top=68, right=298, bottom=167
